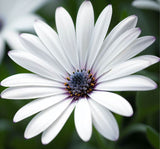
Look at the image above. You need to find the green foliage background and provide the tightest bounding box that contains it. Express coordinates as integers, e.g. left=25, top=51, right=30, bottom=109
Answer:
left=0, top=0, right=159, bottom=149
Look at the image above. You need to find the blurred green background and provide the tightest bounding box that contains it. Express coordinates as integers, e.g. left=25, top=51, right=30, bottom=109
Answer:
left=0, top=0, right=159, bottom=149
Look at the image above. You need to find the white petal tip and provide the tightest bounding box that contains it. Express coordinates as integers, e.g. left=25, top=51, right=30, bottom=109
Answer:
left=125, top=107, right=134, bottom=117
left=152, top=36, right=156, bottom=41
left=24, top=135, right=29, bottom=139
left=83, top=0, right=91, bottom=4
left=107, top=4, right=112, bottom=10
left=110, top=133, right=119, bottom=141
left=33, top=19, right=45, bottom=30
left=41, top=140, right=49, bottom=145
left=137, top=27, right=141, bottom=32
left=131, top=14, right=137, bottom=17
left=128, top=111, right=134, bottom=117
left=146, top=80, right=158, bottom=90
left=13, top=119, right=17, bottom=123
left=1, top=91, right=6, bottom=99
left=0, top=81, right=3, bottom=86
left=81, top=136, right=91, bottom=142
left=152, top=83, right=158, bottom=89
left=131, top=15, right=138, bottom=21
left=24, top=132, right=32, bottom=139
left=8, top=50, right=15, bottom=58
left=56, top=6, right=64, bottom=12
left=13, top=115, right=20, bottom=123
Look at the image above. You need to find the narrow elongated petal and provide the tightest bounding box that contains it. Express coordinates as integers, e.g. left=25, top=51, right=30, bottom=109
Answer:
left=74, top=98, right=92, bottom=141
left=112, top=36, right=156, bottom=64
left=76, top=1, right=94, bottom=68
left=20, top=33, right=52, bottom=57
left=20, top=33, right=67, bottom=76
left=55, top=7, right=79, bottom=69
left=14, top=94, right=68, bottom=122
left=34, top=20, right=74, bottom=73
left=99, top=55, right=160, bottom=82
left=93, top=15, right=138, bottom=69
left=86, top=5, right=112, bottom=69
left=42, top=102, right=76, bottom=144
left=8, top=50, right=64, bottom=81
left=97, top=75, right=157, bottom=91
left=95, top=28, right=141, bottom=76
left=1, top=73, right=64, bottom=88
left=89, top=91, right=133, bottom=116
left=1, top=86, right=66, bottom=99
left=102, top=15, right=138, bottom=50
left=20, top=33, right=68, bottom=75
left=24, top=99, right=72, bottom=139
left=89, top=99, right=119, bottom=140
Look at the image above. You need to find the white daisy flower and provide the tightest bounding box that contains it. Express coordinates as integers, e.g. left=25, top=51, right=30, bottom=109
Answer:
left=132, top=0, right=160, bottom=11
left=0, top=0, right=48, bottom=63
left=1, top=1, right=159, bottom=145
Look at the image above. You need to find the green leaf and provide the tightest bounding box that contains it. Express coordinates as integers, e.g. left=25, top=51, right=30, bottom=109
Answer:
left=146, top=126, right=160, bottom=149
left=136, top=88, right=159, bottom=121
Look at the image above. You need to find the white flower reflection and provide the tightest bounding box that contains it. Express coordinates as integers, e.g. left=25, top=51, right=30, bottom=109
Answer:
left=1, top=1, right=159, bottom=145
left=132, top=0, right=160, bottom=11
left=0, top=0, right=48, bottom=63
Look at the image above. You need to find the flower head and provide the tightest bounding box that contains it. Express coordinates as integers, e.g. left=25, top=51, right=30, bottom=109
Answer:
left=1, top=1, right=159, bottom=144
left=0, top=0, right=48, bottom=63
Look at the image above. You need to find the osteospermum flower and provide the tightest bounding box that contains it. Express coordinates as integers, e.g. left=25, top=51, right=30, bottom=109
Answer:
left=0, top=0, right=48, bottom=63
left=1, top=1, right=159, bottom=144
left=132, top=0, right=160, bottom=11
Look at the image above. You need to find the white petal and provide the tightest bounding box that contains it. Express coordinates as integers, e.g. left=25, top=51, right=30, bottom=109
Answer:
left=20, top=33, right=52, bottom=57
left=34, top=20, right=74, bottom=73
left=89, top=91, right=133, bottom=117
left=102, top=15, right=138, bottom=50
left=55, top=7, right=79, bottom=69
left=76, top=1, right=94, bottom=68
left=0, top=35, right=5, bottom=63
left=3, top=30, right=26, bottom=51
left=24, top=99, right=72, bottom=139
left=89, top=99, right=119, bottom=141
left=95, top=28, right=141, bottom=77
left=96, top=75, right=157, bottom=91
left=112, top=36, right=156, bottom=64
left=1, top=73, right=64, bottom=87
left=8, top=14, right=41, bottom=31
left=41, top=102, right=76, bottom=144
left=74, top=98, right=92, bottom=142
left=98, top=55, right=160, bottom=82
left=86, top=5, right=112, bottom=69
left=132, top=0, right=160, bottom=11
left=93, top=15, right=138, bottom=69
left=13, top=94, right=68, bottom=122
left=8, top=50, right=64, bottom=81
left=20, top=33, right=67, bottom=75
left=1, top=86, right=66, bottom=99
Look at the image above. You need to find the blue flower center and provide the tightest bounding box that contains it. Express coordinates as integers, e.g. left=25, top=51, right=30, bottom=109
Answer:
left=65, top=69, right=96, bottom=98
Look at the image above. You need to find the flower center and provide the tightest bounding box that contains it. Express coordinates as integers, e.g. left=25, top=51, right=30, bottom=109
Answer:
left=65, top=69, right=96, bottom=98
